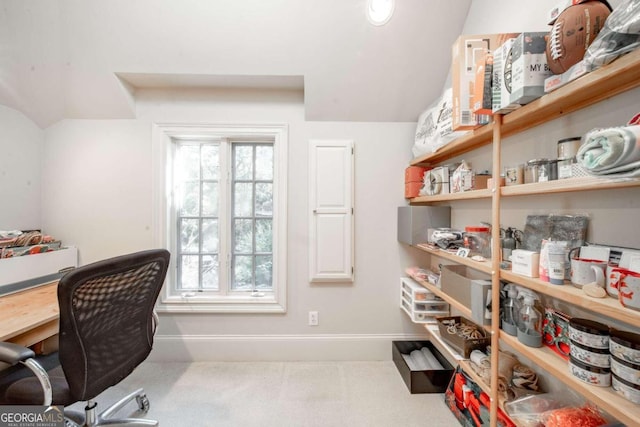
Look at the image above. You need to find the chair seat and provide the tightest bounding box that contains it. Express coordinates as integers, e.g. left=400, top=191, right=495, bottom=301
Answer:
left=3, top=363, right=76, bottom=406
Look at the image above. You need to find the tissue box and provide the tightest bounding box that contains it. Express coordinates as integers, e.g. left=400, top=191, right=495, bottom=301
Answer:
left=512, top=249, right=540, bottom=277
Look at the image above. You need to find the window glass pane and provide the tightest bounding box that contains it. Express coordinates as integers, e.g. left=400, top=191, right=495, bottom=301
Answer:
left=232, top=256, right=253, bottom=291
left=234, top=183, right=253, bottom=217
left=202, top=182, right=218, bottom=216
left=255, top=183, right=273, bottom=217
left=179, top=255, right=199, bottom=290
left=180, top=219, right=200, bottom=253
left=234, top=145, right=253, bottom=180
left=255, top=255, right=273, bottom=289
left=234, top=219, right=253, bottom=253
left=202, top=219, right=218, bottom=253
left=176, top=145, right=200, bottom=181
left=180, top=181, right=200, bottom=216
left=202, top=255, right=219, bottom=290
left=255, top=219, right=272, bottom=253
left=201, top=145, right=219, bottom=180
left=255, top=145, right=273, bottom=180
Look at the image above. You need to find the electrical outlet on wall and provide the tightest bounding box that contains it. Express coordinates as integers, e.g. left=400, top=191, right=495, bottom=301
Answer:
left=308, top=311, right=319, bottom=326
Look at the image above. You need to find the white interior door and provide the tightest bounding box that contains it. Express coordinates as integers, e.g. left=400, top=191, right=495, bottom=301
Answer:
left=309, top=139, right=354, bottom=283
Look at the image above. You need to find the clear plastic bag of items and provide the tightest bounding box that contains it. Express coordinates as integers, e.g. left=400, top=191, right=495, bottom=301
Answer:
left=584, top=0, right=640, bottom=71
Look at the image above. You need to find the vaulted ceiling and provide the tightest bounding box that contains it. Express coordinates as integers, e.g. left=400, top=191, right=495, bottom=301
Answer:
left=0, top=0, right=471, bottom=128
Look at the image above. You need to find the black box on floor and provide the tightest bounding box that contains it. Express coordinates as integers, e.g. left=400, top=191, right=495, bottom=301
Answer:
left=392, top=340, right=454, bottom=394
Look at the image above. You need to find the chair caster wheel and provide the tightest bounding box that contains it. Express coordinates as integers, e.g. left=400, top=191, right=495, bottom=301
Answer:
left=136, top=394, right=150, bottom=413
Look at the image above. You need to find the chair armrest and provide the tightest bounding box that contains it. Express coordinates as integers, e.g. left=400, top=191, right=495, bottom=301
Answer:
left=0, top=342, right=52, bottom=406
left=0, top=342, right=36, bottom=365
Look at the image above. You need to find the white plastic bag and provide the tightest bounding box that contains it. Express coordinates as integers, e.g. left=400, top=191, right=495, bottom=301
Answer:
left=584, top=0, right=640, bottom=71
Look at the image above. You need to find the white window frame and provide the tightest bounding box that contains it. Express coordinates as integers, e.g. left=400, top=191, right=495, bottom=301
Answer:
left=152, top=123, right=288, bottom=313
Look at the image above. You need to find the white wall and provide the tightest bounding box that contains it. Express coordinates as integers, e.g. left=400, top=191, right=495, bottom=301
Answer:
left=4, top=0, right=639, bottom=363
left=0, top=106, right=43, bottom=230
left=40, top=88, right=425, bottom=361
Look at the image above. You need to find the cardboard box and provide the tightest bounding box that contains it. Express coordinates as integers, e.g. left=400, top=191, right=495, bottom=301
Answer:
left=436, top=316, right=491, bottom=358
left=397, top=206, right=451, bottom=245
left=472, top=54, right=494, bottom=117
left=439, top=264, right=491, bottom=308
left=492, top=37, right=521, bottom=114
left=392, top=341, right=454, bottom=393
left=512, top=249, right=541, bottom=277
left=510, top=32, right=552, bottom=106
left=451, top=33, right=517, bottom=130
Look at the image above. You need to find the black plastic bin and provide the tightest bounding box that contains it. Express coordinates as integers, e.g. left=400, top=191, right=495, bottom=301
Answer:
left=392, top=340, right=455, bottom=394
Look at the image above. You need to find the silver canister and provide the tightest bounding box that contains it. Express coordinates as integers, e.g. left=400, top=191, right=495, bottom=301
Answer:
left=557, top=137, right=582, bottom=159
left=557, top=137, right=581, bottom=180
left=525, top=159, right=558, bottom=183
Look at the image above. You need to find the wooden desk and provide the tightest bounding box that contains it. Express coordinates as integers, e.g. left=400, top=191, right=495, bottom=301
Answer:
left=0, top=282, right=59, bottom=347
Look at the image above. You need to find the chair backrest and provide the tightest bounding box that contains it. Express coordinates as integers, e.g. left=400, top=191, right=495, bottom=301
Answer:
left=57, top=249, right=170, bottom=401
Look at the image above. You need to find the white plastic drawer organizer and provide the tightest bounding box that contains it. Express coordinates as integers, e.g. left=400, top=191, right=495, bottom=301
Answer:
left=401, top=277, right=449, bottom=323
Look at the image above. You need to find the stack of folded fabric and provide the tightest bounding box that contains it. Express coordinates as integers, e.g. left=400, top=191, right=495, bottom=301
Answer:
left=576, top=121, right=640, bottom=177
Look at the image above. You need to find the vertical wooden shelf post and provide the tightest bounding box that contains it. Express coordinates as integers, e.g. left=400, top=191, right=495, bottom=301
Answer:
left=490, top=114, right=503, bottom=427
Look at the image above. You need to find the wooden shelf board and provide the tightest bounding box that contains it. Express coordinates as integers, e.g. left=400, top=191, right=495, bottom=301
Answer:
left=411, top=125, right=494, bottom=167
left=408, top=49, right=640, bottom=168
left=501, top=48, right=640, bottom=139
left=410, top=188, right=492, bottom=203
left=500, top=332, right=639, bottom=426
left=426, top=325, right=508, bottom=414
left=414, top=244, right=493, bottom=274
left=501, top=176, right=640, bottom=197
left=500, top=270, right=640, bottom=325
left=425, top=324, right=465, bottom=362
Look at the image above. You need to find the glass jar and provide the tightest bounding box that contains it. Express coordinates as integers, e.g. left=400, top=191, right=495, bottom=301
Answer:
left=463, top=226, right=491, bottom=258
left=525, top=159, right=558, bottom=183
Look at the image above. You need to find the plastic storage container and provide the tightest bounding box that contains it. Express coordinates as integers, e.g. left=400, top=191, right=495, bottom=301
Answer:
left=463, top=226, right=491, bottom=258
left=502, top=287, right=521, bottom=336
left=517, top=296, right=542, bottom=347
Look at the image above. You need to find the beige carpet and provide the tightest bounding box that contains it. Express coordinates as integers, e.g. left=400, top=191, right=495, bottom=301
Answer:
left=70, top=361, right=459, bottom=426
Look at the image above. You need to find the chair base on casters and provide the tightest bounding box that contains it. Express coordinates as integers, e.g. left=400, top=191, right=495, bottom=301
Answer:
left=64, top=388, right=158, bottom=427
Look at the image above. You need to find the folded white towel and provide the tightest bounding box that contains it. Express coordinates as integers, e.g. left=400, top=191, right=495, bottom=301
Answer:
left=577, top=125, right=640, bottom=177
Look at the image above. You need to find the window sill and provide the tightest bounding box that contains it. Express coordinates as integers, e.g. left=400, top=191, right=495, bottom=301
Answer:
left=156, top=295, right=286, bottom=314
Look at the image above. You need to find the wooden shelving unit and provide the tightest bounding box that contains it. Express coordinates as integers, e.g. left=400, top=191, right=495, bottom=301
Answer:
left=414, top=244, right=493, bottom=274
left=410, top=188, right=492, bottom=203
left=410, top=48, right=640, bottom=168
left=501, top=176, right=640, bottom=197
left=501, top=269, right=640, bottom=325
left=404, top=48, right=640, bottom=426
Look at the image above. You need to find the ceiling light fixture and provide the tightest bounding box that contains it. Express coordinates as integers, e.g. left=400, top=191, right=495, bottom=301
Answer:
left=367, top=0, right=395, bottom=26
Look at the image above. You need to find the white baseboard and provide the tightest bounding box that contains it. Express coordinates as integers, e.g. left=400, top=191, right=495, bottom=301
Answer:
left=149, top=333, right=430, bottom=362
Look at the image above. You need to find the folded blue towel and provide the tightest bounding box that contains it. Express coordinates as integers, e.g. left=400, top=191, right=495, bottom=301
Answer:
left=576, top=125, right=640, bottom=177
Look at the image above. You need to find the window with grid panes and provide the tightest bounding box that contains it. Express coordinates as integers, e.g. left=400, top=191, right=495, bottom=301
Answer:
left=152, top=124, right=287, bottom=313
